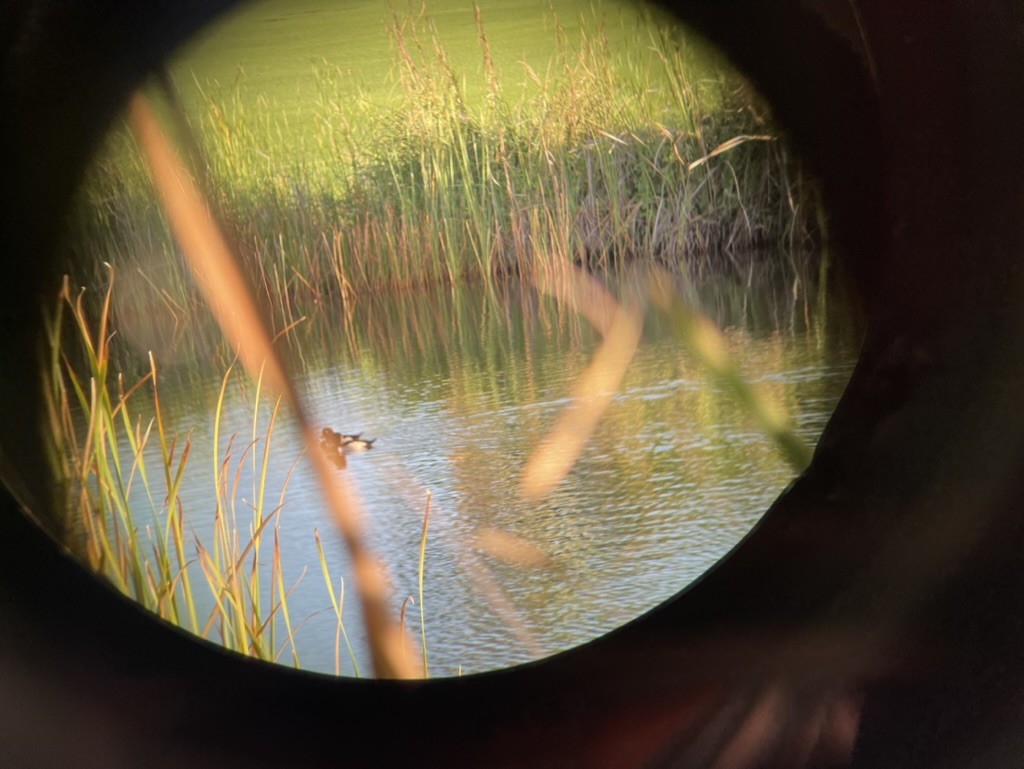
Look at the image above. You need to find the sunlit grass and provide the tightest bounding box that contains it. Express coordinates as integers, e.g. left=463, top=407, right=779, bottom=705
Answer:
left=43, top=268, right=358, bottom=669
left=60, top=4, right=820, bottom=349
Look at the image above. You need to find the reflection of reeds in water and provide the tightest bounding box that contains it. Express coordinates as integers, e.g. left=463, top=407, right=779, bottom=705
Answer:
left=517, top=266, right=810, bottom=508
left=43, top=252, right=835, bottom=676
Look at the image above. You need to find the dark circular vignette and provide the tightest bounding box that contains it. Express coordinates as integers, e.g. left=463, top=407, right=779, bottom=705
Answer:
left=2, top=2, right=1024, bottom=769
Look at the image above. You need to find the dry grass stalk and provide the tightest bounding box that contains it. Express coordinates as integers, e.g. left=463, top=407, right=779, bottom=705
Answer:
left=127, top=92, right=417, bottom=679
left=687, top=134, right=775, bottom=172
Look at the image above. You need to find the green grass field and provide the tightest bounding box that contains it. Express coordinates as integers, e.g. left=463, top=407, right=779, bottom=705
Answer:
left=61, top=0, right=820, bottom=351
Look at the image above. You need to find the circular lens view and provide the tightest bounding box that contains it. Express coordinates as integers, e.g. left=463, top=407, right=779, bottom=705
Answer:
left=47, top=0, right=861, bottom=676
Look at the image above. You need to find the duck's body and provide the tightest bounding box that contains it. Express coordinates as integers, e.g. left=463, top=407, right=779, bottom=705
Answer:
left=320, top=427, right=375, bottom=454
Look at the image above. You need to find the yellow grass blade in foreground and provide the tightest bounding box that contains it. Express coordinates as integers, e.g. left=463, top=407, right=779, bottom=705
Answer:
left=127, top=92, right=416, bottom=679
left=519, top=289, right=644, bottom=501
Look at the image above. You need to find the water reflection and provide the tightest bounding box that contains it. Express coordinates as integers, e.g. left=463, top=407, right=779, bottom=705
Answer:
left=119, top=270, right=859, bottom=675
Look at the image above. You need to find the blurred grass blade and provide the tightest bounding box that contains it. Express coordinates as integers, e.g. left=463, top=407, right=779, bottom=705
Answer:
left=127, top=92, right=416, bottom=679
left=127, top=92, right=289, bottom=398
left=520, top=289, right=645, bottom=501
left=471, top=527, right=549, bottom=568
left=534, top=266, right=618, bottom=338
left=649, top=269, right=812, bottom=472
left=453, top=544, right=543, bottom=659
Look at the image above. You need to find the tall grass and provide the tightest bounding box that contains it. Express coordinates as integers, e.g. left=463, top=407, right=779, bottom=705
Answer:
left=42, top=268, right=360, bottom=669
left=60, top=4, right=821, bottom=350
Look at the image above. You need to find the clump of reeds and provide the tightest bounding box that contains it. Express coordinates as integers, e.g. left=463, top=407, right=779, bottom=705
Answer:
left=42, top=268, right=362, bottom=670
left=60, top=4, right=821, bottom=357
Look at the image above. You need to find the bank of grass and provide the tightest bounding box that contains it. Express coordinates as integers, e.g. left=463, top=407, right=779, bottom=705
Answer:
left=62, top=4, right=820, bottom=343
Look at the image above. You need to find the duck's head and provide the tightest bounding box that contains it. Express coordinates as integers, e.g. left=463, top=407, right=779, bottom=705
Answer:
left=320, top=427, right=341, bottom=445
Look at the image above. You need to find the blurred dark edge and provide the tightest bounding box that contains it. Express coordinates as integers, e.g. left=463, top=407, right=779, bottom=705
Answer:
left=1, top=1, right=1023, bottom=767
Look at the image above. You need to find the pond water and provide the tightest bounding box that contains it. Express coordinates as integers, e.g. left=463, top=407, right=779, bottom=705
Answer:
left=121, top=271, right=860, bottom=676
